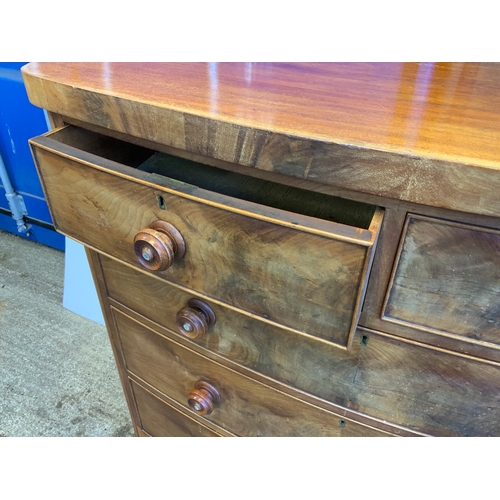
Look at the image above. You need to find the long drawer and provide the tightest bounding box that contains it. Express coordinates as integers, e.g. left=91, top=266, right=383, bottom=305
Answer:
left=30, top=125, right=383, bottom=350
left=99, top=253, right=369, bottom=407
left=102, top=255, right=500, bottom=436
left=112, top=308, right=390, bottom=437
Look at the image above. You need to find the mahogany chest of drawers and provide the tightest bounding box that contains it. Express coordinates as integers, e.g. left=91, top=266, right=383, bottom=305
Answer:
left=23, top=63, right=500, bottom=436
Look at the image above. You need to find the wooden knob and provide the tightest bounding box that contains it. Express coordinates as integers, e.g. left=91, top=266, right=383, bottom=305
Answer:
left=187, top=381, right=221, bottom=415
left=133, top=220, right=185, bottom=271
left=176, top=298, right=216, bottom=339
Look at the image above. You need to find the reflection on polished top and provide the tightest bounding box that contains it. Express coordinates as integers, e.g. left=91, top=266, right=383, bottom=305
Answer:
left=22, top=62, right=500, bottom=170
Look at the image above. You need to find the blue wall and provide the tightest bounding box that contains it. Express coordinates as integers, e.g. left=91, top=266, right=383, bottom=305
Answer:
left=0, top=62, right=64, bottom=250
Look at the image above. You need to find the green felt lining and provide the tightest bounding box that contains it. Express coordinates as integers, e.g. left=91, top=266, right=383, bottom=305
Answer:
left=138, top=152, right=376, bottom=229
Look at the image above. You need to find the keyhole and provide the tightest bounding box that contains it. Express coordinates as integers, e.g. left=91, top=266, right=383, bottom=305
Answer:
left=157, top=195, right=166, bottom=210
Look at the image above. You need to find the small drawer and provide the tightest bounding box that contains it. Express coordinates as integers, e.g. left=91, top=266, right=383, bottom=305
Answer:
left=112, top=308, right=390, bottom=437
left=130, top=379, right=223, bottom=437
left=383, top=214, right=500, bottom=351
left=30, top=125, right=383, bottom=350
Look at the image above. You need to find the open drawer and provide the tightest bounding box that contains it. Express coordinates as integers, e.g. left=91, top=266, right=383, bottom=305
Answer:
left=30, top=125, right=383, bottom=350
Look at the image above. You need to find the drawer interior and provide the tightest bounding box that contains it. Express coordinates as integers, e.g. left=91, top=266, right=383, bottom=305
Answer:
left=137, top=153, right=377, bottom=229
left=47, top=126, right=378, bottom=230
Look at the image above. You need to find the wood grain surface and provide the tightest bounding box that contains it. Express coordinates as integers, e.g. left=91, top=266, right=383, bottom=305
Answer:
left=113, top=309, right=390, bottom=437
left=102, top=256, right=500, bottom=436
left=30, top=128, right=380, bottom=349
left=383, top=215, right=500, bottom=347
left=22, top=62, right=500, bottom=217
left=26, top=64, right=500, bottom=437
left=354, top=327, right=500, bottom=436
left=100, top=254, right=382, bottom=409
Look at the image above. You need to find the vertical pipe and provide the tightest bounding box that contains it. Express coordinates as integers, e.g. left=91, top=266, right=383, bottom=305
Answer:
left=0, top=151, right=31, bottom=234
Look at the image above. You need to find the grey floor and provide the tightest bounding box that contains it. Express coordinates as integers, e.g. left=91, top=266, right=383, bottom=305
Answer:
left=0, top=229, right=134, bottom=437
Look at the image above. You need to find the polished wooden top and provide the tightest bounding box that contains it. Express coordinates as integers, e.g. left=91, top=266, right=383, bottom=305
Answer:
left=22, top=62, right=500, bottom=169
left=22, top=62, right=500, bottom=217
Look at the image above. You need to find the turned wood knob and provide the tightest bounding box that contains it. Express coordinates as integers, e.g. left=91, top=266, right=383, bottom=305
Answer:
left=187, top=381, right=221, bottom=415
left=133, top=220, right=185, bottom=271
left=176, top=298, right=216, bottom=339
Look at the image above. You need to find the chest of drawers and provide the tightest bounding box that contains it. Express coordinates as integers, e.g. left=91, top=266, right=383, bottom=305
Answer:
left=22, top=62, right=500, bottom=436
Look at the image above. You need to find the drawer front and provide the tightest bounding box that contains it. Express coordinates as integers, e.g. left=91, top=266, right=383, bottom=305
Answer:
left=113, top=308, right=389, bottom=437
left=98, top=254, right=377, bottom=412
left=130, top=380, right=222, bottom=437
left=383, top=215, right=500, bottom=350
left=352, top=328, right=500, bottom=436
left=30, top=126, right=382, bottom=350
left=104, top=256, right=500, bottom=436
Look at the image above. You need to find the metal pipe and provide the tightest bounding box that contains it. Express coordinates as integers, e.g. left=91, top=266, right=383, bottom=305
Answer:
left=0, top=151, right=32, bottom=234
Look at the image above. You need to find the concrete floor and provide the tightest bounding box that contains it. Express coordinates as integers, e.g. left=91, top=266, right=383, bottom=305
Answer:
left=0, top=229, right=134, bottom=437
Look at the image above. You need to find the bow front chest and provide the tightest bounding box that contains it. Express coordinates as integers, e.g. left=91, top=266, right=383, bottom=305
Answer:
left=23, top=62, right=500, bottom=436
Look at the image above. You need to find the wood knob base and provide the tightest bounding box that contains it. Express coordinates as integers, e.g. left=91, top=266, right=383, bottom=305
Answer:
left=133, top=220, right=185, bottom=271
left=187, top=381, right=221, bottom=415
left=176, top=299, right=216, bottom=339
